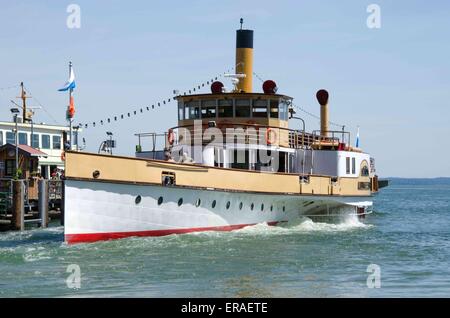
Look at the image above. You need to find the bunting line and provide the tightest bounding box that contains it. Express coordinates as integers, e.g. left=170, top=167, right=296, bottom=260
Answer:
left=79, top=70, right=233, bottom=129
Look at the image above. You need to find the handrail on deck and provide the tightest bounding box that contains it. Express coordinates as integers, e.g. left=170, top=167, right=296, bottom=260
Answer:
left=135, top=124, right=352, bottom=153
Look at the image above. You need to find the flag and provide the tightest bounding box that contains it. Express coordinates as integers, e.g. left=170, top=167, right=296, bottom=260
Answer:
left=356, top=126, right=360, bottom=148
left=58, top=65, right=76, bottom=92
left=68, top=95, right=75, bottom=118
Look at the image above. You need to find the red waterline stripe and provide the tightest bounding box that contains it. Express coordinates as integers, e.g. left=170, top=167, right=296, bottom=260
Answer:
left=65, top=221, right=283, bottom=244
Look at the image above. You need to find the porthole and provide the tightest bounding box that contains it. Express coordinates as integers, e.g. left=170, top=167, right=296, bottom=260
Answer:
left=261, top=204, right=264, bottom=211
left=239, top=202, right=243, bottom=210
left=178, top=198, right=183, bottom=206
left=212, top=200, right=216, bottom=208
left=251, top=203, right=254, bottom=210
left=92, top=170, right=100, bottom=179
left=157, top=196, right=163, bottom=205
left=195, top=198, right=201, bottom=207
left=135, top=195, right=142, bottom=205
left=226, top=201, right=231, bottom=209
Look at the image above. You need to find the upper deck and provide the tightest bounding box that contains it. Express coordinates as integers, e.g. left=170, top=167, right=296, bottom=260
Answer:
left=176, top=92, right=293, bottom=130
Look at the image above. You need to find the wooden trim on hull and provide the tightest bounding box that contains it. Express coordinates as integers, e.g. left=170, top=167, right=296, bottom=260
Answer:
left=65, top=221, right=283, bottom=244
left=65, top=176, right=373, bottom=198
left=64, top=151, right=373, bottom=197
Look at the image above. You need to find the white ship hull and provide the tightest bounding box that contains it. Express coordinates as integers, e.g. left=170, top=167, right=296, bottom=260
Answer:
left=64, top=180, right=372, bottom=243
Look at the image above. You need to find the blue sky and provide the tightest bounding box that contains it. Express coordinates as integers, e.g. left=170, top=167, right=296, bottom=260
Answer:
left=0, top=0, right=449, bottom=177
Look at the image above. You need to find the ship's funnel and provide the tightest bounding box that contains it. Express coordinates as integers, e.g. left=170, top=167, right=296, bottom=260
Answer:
left=316, top=89, right=329, bottom=136
left=235, top=25, right=253, bottom=93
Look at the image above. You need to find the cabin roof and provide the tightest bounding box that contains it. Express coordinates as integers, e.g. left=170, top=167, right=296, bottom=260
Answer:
left=0, top=143, right=48, bottom=157
left=174, top=92, right=293, bottom=100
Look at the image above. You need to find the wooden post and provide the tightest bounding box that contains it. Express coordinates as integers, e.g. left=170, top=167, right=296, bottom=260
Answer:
left=38, top=179, right=48, bottom=228
left=12, top=180, right=24, bottom=231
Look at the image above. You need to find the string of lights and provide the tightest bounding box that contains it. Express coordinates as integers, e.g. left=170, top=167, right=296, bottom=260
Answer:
left=79, top=69, right=234, bottom=129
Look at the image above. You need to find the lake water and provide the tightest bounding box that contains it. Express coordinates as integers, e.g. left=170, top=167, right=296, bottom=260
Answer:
left=1, top=178, right=449, bottom=297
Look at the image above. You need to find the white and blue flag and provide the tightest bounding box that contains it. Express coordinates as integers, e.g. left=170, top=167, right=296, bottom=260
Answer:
left=58, top=65, right=76, bottom=91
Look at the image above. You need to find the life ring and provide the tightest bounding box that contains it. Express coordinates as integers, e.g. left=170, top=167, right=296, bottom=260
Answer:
left=265, top=128, right=277, bottom=145
left=61, top=151, right=65, bottom=161
left=167, top=129, right=175, bottom=145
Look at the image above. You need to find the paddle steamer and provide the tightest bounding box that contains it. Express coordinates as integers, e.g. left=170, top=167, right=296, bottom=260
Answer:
left=63, top=23, right=382, bottom=243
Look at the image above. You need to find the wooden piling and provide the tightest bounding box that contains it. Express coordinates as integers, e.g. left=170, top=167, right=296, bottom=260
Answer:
left=12, top=180, right=24, bottom=231
left=38, top=179, right=48, bottom=228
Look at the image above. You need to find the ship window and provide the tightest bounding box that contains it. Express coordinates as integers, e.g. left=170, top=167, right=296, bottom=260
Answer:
left=226, top=201, right=231, bottom=209
left=252, top=99, right=268, bottom=118
left=352, top=158, right=356, bottom=174
left=157, top=197, right=163, bottom=205
left=178, top=102, right=184, bottom=120
left=239, top=202, right=243, bottom=210
left=346, top=157, right=350, bottom=174
left=212, top=200, right=216, bottom=208
left=218, top=99, right=233, bottom=118
left=201, top=100, right=217, bottom=118
left=231, top=150, right=249, bottom=170
left=18, top=132, right=28, bottom=145
left=135, top=195, right=142, bottom=205
left=270, top=205, right=273, bottom=212
left=283, top=206, right=286, bottom=212
left=235, top=99, right=251, bottom=117
left=269, top=99, right=279, bottom=118
left=279, top=99, right=289, bottom=121
left=178, top=198, right=183, bottom=206
left=195, top=198, right=201, bottom=207
left=261, top=203, right=264, bottom=211
left=0, top=131, right=2, bottom=145
left=186, top=101, right=200, bottom=119
left=251, top=203, right=254, bottom=210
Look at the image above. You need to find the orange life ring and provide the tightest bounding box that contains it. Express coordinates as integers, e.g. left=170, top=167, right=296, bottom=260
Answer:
left=167, top=129, right=175, bottom=145
left=265, top=128, right=277, bottom=145
left=61, top=151, right=65, bottom=161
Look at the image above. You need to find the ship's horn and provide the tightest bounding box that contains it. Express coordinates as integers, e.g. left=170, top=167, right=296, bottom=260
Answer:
left=235, top=19, right=253, bottom=93
left=316, top=89, right=329, bottom=137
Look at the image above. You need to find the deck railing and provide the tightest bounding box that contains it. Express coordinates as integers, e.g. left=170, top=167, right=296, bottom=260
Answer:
left=135, top=124, right=352, bottom=152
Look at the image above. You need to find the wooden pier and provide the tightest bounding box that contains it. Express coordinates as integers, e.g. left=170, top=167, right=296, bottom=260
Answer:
left=0, top=179, right=63, bottom=231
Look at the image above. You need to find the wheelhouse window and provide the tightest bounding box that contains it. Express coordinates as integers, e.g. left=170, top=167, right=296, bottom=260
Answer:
left=31, top=134, right=39, bottom=148
left=52, top=135, right=61, bottom=149
left=41, top=134, right=50, bottom=149
left=18, top=132, right=28, bottom=145
left=186, top=101, right=200, bottom=119
left=201, top=100, right=217, bottom=118
left=235, top=99, right=251, bottom=117
left=218, top=99, right=233, bottom=118
left=346, top=157, right=351, bottom=174
left=352, top=157, right=356, bottom=174
left=252, top=99, right=268, bottom=118
left=269, top=99, right=279, bottom=118
left=6, top=132, right=15, bottom=144
left=0, top=131, right=3, bottom=145
left=178, top=101, right=184, bottom=120
left=279, top=99, right=289, bottom=121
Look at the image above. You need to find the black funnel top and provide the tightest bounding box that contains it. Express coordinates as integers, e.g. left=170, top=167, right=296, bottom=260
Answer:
left=236, top=29, right=253, bottom=49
